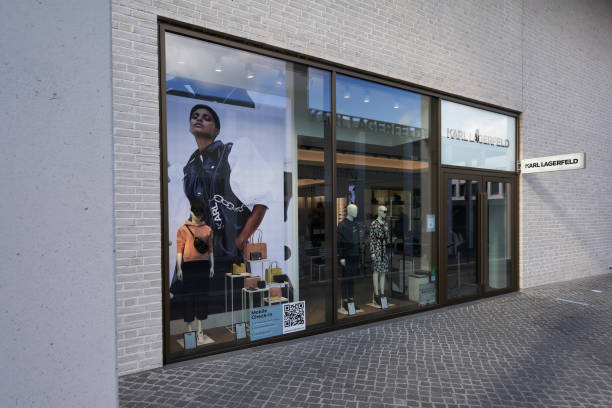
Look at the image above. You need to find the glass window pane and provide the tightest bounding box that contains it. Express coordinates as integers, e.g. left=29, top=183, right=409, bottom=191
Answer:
left=335, top=74, right=436, bottom=320
left=296, top=67, right=333, bottom=328
left=441, top=100, right=516, bottom=171
left=447, top=179, right=479, bottom=300
left=487, top=181, right=511, bottom=291
left=164, top=32, right=331, bottom=359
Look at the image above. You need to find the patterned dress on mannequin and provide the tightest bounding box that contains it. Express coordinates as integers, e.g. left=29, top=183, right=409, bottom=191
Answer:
left=369, top=220, right=391, bottom=275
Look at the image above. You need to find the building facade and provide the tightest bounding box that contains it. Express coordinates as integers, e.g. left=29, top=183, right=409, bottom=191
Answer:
left=2, top=0, right=611, bottom=406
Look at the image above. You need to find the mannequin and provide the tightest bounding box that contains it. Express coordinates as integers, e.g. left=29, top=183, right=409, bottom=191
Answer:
left=338, top=204, right=362, bottom=312
left=177, top=203, right=215, bottom=346
left=370, top=205, right=391, bottom=306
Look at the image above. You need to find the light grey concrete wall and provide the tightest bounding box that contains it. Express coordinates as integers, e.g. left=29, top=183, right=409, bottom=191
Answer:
left=520, top=0, right=612, bottom=288
left=0, top=1, right=118, bottom=407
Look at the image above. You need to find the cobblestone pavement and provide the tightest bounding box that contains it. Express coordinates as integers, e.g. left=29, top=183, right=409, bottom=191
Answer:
left=119, top=274, right=612, bottom=407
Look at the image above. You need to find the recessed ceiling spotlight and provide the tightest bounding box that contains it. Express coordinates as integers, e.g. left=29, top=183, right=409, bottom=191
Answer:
left=246, top=63, right=255, bottom=79
left=344, top=92, right=350, bottom=99
left=363, top=95, right=370, bottom=103
left=177, top=61, right=185, bottom=64
left=184, top=84, right=195, bottom=95
left=214, top=57, right=223, bottom=72
left=393, top=102, right=399, bottom=109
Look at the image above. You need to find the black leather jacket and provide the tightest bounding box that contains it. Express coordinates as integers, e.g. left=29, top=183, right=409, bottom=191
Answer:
left=183, top=140, right=251, bottom=262
left=338, top=218, right=361, bottom=259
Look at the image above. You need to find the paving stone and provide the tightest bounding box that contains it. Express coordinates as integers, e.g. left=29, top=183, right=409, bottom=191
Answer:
left=120, top=274, right=612, bottom=407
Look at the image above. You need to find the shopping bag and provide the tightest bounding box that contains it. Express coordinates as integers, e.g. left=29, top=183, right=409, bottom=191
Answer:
left=232, top=263, right=246, bottom=275
left=244, top=229, right=267, bottom=261
left=268, top=287, right=283, bottom=301
left=245, top=277, right=260, bottom=290
left=265, top=261, right=283, bottom=283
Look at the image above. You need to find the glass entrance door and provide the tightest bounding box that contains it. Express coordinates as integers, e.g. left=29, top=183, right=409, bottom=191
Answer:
left=445, top=177, right=480, bottom=301
left=442, top=172, right=515, bottom=302
left=484, top=179, right=513, bottom=292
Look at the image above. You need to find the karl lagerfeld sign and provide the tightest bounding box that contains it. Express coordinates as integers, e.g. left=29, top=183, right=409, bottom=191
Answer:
left=445, top=128, right=511, bottom=148
left=521, top=153, right=586, bottom=174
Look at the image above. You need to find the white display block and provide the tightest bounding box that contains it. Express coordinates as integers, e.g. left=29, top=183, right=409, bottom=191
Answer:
left=408, top=274, right=430, bottom=302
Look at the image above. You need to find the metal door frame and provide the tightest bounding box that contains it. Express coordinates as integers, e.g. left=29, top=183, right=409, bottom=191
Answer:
left=439, top=169, right=516, bottom=305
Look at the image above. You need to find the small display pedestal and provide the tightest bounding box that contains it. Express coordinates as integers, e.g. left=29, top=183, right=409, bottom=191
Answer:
left=408, top=273, right=430, bottom=302
left=241, top=287, right=270, bottom=325
left=245, top=258, right=270, bottom=281
left=224, top=272, right=251, bottom=333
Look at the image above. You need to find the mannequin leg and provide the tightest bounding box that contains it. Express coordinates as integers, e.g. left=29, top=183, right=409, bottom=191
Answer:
left=196, top=261, right=213, bottom=345
left=379, top=271, right=386, bottom=296
left=373, top=271, right=380, bottom=296
left=348, top=257, right=357, bottom=302
left=182, top=261, right=197, bottom=331
left=196, top=319, right=213, bottom=345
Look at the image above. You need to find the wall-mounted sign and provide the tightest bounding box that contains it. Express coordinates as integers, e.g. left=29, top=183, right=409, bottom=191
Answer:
left=521, top=153, right=585, bottom=174
left=441, top=100, right=516, bottom=171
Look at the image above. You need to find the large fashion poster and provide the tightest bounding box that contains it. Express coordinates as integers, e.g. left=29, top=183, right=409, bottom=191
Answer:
left=165, top=32, right=297, bottom=343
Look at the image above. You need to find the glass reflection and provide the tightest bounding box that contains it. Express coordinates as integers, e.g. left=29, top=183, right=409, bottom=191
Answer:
left=165, top=33, right=332, bottom=359
left=446, top=179, right=479, bottom=300
left=334, top=74, right=435, bottom=319
left=487, top=182, right=511, bottom=291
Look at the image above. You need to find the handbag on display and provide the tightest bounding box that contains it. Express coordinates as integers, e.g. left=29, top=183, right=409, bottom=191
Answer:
left=273, top=274, right=289, bottom=284
left=249, top=252, right=262, bottom=261
left=268, top=287, right=283, bottom=301
left=185, top=225, right=209, bottom=254
left=265, top=261, right=283, bottom=283
left=232, top=263, right=246, bottom=275
left=244, top=277, right=260, bottom=290
left=257, top=280, right=267, bottom=289
left=244, top=229, right=267, bottom=261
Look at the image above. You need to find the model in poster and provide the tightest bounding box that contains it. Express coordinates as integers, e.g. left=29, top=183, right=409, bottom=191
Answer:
left=176, top=202, right=215, bottom=345
left=338, top=204, right=362, bottom=312
left=182, top=104, right=271, bottom=310
left=370, top=205, right=391, bottom=306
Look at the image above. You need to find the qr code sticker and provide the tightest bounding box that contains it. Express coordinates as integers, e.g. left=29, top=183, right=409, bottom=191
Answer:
left=282, top=301, right=306, bottom=334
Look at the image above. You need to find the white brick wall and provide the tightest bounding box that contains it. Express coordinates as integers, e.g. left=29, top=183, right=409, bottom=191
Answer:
left=112, top=0, right=612, bottom=375
left=520, top=0, right=612, bottom=288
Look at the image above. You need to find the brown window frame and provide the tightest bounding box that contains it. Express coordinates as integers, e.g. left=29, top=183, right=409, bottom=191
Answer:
left=158, top=18, right=520, bottom=365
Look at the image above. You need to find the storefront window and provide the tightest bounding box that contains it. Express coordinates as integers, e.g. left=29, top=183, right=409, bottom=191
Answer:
left=164, top=32, right=331, bottom=357
left=334, top=74, right=436, bottom=320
